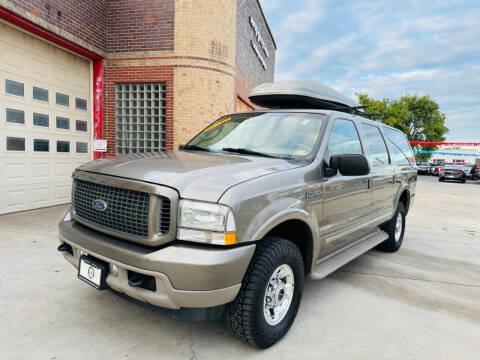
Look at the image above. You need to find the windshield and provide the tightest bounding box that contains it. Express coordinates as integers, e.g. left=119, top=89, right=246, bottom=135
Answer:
left=186, top=112, right=325, bottom=158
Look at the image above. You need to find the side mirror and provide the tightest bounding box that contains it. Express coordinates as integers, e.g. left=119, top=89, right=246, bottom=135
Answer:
left=329, top=154, right=370, bottom=176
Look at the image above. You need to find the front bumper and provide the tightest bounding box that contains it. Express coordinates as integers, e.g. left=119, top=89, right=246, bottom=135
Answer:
left=59, top=220, right=255, bottom=310
left=440, top=174, right=464, bottom=180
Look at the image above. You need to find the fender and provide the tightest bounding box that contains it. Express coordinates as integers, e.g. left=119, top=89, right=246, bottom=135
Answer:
left=250, top=208, right=318, bottom=242
left=394, top=185, right=411, bottom=214
left=241, top=203, right=320, bottom=273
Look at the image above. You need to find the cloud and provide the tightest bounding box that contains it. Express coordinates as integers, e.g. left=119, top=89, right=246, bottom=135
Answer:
left=260, top=0, right=480, bottom=141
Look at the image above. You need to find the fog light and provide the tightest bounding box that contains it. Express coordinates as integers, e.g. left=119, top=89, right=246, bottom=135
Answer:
left=109, top=264, right=118, bottom=276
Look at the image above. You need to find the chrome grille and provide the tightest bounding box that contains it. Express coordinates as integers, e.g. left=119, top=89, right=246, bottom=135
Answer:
left=73, top=179, right=151, bottom=237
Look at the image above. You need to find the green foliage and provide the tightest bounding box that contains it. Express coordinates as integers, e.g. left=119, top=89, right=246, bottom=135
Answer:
left=357, top=93, right=449, bottom=161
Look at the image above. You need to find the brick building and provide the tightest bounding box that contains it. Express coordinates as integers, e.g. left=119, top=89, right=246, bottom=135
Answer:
left=0, top=0, right=276, bottom=213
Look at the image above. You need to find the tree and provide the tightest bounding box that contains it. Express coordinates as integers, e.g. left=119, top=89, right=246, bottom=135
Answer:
left=357, top=94, right=449, bottom=161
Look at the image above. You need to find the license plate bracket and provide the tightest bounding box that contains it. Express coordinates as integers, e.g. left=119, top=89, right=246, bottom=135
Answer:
left=78, top=255, right=107, bottom=290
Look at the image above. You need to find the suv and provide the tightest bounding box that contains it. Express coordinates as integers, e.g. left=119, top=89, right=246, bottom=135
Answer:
left=58, top=82, right=416, bottom=348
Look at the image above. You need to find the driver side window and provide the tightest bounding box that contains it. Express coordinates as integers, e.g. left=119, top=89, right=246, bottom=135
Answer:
left=326, top=119, right=363, bottom=164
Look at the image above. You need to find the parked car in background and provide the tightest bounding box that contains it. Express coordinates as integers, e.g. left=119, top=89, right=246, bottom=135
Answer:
left=439, top=165, right=467, bottom=183
left=465, top=164, right=479, bottom=180
left=433, top=162, right=454, bottom=176
left=417, top=162, right=432, bottom=175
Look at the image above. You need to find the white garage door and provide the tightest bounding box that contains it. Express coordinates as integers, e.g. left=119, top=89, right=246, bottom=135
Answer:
left=0, top=21, right=92, bottom=214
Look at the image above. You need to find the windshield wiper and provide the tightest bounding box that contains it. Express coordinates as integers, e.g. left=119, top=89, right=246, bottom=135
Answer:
left=221, top=147, right=280, bottom=159
left=179, top=144, right=212, bottom=152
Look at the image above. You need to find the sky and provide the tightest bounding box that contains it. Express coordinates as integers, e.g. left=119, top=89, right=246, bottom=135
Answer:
left=259, top=0, right=480, bottom=141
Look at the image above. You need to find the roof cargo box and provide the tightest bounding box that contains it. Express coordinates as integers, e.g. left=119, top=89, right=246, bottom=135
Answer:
left=248, top=80, right=359, bottom=111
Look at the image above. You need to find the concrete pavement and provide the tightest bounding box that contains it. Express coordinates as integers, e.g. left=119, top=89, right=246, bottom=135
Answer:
left=0, top=176, right=479, bottom=359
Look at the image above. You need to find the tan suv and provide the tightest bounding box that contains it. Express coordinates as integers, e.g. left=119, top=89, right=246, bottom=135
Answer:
left=58, top=81, right=416, bottom=348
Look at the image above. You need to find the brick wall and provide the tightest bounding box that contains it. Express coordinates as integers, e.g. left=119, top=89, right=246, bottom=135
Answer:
left=106, top=0, right=174, bottom=53
left=103, top=65, right=174, bottom=156
left=236, top=0, right=275, bottom=88
left=4, top=0, right=106, bottom=51
left=172, top=0, right=237, bottom=147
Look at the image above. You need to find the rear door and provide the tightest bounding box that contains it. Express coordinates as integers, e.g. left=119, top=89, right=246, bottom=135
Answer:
left=321, top=118, right=370, bottom=253
left=361, top=123, right=395, bottom=219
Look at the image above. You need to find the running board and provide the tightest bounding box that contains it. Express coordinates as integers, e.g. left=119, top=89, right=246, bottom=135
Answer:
left=309, top=229, right=389, bottom=280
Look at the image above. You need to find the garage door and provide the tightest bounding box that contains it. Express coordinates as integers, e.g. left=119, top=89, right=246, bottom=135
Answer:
left=0, top=21, right=91, bottom=214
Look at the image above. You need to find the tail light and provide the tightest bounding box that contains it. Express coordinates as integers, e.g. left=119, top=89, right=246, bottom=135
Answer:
left=458, top=170, right=464, bottom=174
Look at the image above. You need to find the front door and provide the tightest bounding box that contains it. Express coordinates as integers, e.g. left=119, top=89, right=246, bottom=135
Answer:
left=321, top=118, right=371, bottom=254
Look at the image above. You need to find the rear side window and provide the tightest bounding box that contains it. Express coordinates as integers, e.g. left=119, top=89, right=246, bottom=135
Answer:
left=383, top=127, right=415, bottom=165
left=362, top=124, right=390, bottom=167
left=326, top=119, right=363, bottom=161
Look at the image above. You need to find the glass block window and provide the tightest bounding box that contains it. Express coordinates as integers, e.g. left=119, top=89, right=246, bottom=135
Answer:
left=76, top=120, right=88, bottom=132
left=33, top=87, right=49, bottom=102
left=56, top=92, right=69, bottom=106
left=76, top=98, right=87, bottom=110
left=115, top=83, right=166, bottom=154
left=7, top=137, right=25, bottom=151
left=6, top=108, right=25, bottom=124
left=56, top=117, right=70, bottom=129
left=76, top=142, right=88, bottom=153
left=57, top=140, right=70, bottom=152
left=34, top=139, right=49, bottom=152
left=33, top=113, right=49, bottom=127
left=6, top=79, right=24, bottom=97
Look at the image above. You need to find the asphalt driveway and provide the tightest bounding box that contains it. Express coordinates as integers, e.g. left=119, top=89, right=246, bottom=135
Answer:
left=0, top=176, right=479, bottom=359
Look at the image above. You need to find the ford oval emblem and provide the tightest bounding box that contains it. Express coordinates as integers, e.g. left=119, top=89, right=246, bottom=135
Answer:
left=92, top=199, right=107, bottom=212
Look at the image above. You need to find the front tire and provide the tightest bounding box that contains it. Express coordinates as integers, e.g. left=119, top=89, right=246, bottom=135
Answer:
left=379, top=202, right=406, bottom=252
left=225, top=237, right=304, bottom=348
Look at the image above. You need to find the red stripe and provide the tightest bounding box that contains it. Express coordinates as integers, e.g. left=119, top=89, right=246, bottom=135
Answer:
left=93, top=59, right=104, bottom=160
left=410, top=141, right=480, bottom=146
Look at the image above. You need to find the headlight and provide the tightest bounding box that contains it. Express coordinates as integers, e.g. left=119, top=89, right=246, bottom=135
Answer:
left=177, top=200, right=236, bottom=245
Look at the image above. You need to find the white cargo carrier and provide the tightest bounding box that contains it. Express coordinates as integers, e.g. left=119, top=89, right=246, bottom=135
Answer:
left=249, top=80, right=362, bottom=113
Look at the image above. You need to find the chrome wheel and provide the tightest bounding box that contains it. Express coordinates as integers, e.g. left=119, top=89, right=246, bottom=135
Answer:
left=395, top=213, right=403, bottom=242
left=263, top=264, right=295, bottom=326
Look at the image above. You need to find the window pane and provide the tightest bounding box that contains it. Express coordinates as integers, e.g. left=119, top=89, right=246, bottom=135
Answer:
left=6, top=137, right=25, bottom=151
left=115, top=82, right=167, bottom=154
left=362, top=124, right=389, bottom=167
left=326, top=119, right=363, bottom=160
left=383, top=127, right=415, bottom=165
left=33, top=113, right=49, bottom=127
left=6, top=108, right=25, bottom=124
left=56, top=117, right=70, bottom=129
left=5, top=79, right=24, bottom=97
left=76, top=120, right=88, bottom=132
left=56, top=92, right=69, bottom=106
left=33, top=87, right=49, bottom=102
left=76, top=142, right=88, bottom=153
left=75, top=98, right=87, bottom=110
left=34, top=139, right=49, bottom=152
left=56, top=141, right=70, bottom=152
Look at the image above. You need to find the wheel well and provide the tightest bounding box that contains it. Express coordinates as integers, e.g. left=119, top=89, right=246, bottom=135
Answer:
left=399, top=190, right=410, bottom=214
left=265, top=220, right=313, bottom=274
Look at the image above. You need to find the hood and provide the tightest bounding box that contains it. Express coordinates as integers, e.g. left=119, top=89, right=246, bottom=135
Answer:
left=77, top=151, right=303, bottom=202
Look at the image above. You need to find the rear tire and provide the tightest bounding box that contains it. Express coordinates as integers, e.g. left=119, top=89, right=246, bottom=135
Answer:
left=225, top=237, right=304, bottom=348
left=439, top=177, right=444, bottom=182
left=379, top=202, right=406, bottom=252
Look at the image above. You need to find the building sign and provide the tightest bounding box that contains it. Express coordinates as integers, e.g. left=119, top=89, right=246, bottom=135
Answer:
left=249, top=16, right=269, bottom=70
left=93, top=139, right=108, bottom=152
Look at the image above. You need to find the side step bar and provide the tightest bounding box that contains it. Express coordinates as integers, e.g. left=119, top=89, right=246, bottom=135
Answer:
left=309, top=229, right=389, bottom=280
